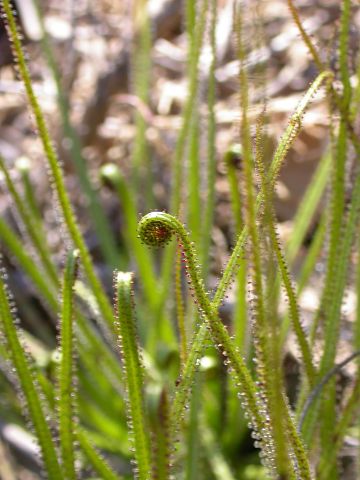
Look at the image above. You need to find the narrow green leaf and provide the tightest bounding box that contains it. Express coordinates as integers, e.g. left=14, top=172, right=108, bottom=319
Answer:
left=0, top=266, right=63, bottom=479
left=149, top=389, right=171, bottom=480
left=0, top=217, right=123, bottom=389
left=201, top=0, right=217, bottom=280
left=302, top=168, right=360, bottom=444
left=286, top=151, right=331, bottom=265
left=213, top=71, right=332, bottom=309
left=255, top=134, right=316, bottom=385
left=0, top=218, right=58, bottom=311
left=58, top=250, right=79, bottom=480
left=1, top=0, right=114, bottom=331
left=287, top=0, right=360, bottom=156
left=115, top=272, right=152, bottom=479
left=138, top=213, right=264, bottom=450
left=0, top=155, right=58, bottom=286
left=77, top=429, right=122, bottom=480
left=32, top=0, right=122, bottom=268
left=155, top=0, right=209, bottom=331
left=200, top=415, right=236, bottom=480
left=100, top=164, right=158, bottom=309
left=185, top=372, right=202, bottom=480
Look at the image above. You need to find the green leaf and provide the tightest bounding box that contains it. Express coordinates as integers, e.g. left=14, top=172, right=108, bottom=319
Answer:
left=58, top=250, right=79, bottom=480
left=0, top=267, right=63, bottom=479
left=115, top=272, right=152, bottom=479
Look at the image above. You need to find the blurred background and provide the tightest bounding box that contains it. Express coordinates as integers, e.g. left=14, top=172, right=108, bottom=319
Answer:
left=0, top=0, right=359, bottom=478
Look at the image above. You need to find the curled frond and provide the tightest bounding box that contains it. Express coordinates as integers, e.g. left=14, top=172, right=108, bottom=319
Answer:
left=138, top=212, right=265, bottom=461
left=138, top=212, right=176, bottom=247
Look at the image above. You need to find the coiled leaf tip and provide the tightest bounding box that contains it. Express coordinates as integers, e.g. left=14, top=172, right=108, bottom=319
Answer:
left=137, top=212, right=176, bottom=247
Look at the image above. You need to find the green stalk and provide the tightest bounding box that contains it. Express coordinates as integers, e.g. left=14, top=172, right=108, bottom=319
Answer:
left=225, top=146, right=247, bottom=349
left=311, top=2, right=352, bottom=458
left=254, top=115, right=313, bottom=477
left=138, top=212, right=311, bottom=477
left=0, top=218, right=58, bottom=310
left=200, top=415, right=236, bottom=480
left=225, top=145, right=243, bottom=235
left=170, top=323, right=208, bottom=436
left=318, top=121, right=347, bottom=369
left=170, top=0, right=208, bottom=214
left=279, top=149, right=331, bottom=349
left=301, top=171, right=360, bottom=444
left=25, top=355, right=123, bottom=480
left=1, top=0, right=114, bottom=331
left=286, top=0, right=323, bottom=71
left=185, top=5, right=203, bottom=464
left=235, top=5, right=285, bottom=472
left=0, top=269, right=63, bottom=479
left=318, top=374, right=360, bottom=478
left=58, top=250, right=79, bottom=480
left=317, top=0, right=351, bottom=349
left=77, top=429, right=122, bottom=480
left=115, top=272, right=152, bottom=479
left=287, top=0, right=360, bottom=157
left=150, top=389, right=171, bottom=480
left=138, top=212, right=264, bottom=446
left=0, top=216, right=123, bottom=386
left=0, top=155, right=58, bottom=286
left=188, top=116, right=201, bottom=248
left=201, top=0, right=217, bottom=280
left=297, top=214, right=327, bottom=294
left=100, top=164, right=158, bottom=309
left=185, top=0, right=200, bottom=247
left=0, top=228, right=125, bottom=473
left=32, top=0, right=122, bottom=268
left=338, top=0, right=351, bottom=111
left=212, top=71, right=332, bottom=309
left=175, top=249, right=188, bottom=367
left=280, top=212, right=327, bottom=347
left=185, top=371, right=202, bottom=480
left=16, top=156, right=43, bottom=224
left=156, top=0, right=209, bottom=324
left=286, top=151, right=331, bottom=265
left=236, top=0, right=296, bottom=463
left=254, top=143, right=316, bottom=385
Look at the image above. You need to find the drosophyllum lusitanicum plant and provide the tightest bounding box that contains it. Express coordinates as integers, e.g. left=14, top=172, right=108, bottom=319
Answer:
left=0, top=0, right=360, bottom=479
